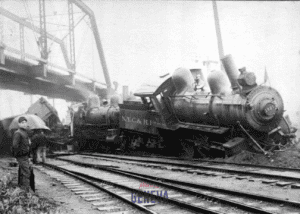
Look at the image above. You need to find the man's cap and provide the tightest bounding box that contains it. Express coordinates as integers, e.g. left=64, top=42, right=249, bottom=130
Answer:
left=18, top=116, right=27, bottom=123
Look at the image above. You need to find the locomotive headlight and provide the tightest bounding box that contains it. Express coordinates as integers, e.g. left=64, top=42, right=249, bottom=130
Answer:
left=259, top=99, right=277, bottom=118
left=254, top=97, right=279, bottom=122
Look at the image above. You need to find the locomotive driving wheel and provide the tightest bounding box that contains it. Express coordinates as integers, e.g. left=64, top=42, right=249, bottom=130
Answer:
left=194, top=135, right=209, bottom=158
left=118, top=134, right=128, bottom=153
left=195, top=145, right=208, bottom=158
left=179, top=140, right=194, bottom=159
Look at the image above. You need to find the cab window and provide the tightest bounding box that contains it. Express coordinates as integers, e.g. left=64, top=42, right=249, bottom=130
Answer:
left=141, top=97, right=155, bottom=111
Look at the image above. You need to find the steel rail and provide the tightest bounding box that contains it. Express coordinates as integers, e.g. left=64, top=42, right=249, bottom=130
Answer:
left=108, top=169, right=274, bottom=214
left=43, top=161, right=223, bottom=214
left=78, top=153, right=300, bottom=182
left=55, top=157, right=300, bottom=213
left=42, top=162, right=157, bottom=214
left=82, top=152, right=300, bottom=173
left=111, top=167, right=300, bottom=209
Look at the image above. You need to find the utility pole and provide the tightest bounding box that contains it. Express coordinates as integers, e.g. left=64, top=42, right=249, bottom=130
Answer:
left=212, top=0, right=224, bottom=60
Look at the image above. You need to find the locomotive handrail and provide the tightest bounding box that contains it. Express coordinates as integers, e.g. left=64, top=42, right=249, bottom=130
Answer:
left=169, top=94, right=224, bottom=98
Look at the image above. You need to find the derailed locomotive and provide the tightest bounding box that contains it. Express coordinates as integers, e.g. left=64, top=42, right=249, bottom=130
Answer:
left=71, top=96, right=120, bottom=151
left=72, top=55, right=296, bottom=157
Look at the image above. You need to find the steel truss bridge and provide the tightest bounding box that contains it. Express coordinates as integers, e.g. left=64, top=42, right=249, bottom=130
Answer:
left=0, top=0, right=112, bottom=102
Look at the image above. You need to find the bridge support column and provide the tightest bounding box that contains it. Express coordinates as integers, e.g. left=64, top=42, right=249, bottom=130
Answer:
left=20, top=24, right=25, bottom=60
left=91, top=81, right=96, bottom=92
left=0, top=44, right=5, bottom=64
left=70, top=73, right=75, bottom=86
left=38, top=60, right=47, bottom=78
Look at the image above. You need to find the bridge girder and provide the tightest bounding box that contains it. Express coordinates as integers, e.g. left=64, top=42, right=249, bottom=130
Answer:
left=0, top=56, right=107, bottom=102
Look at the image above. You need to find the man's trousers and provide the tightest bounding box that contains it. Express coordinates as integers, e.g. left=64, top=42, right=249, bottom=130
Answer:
left=16, top=156, right=31, bottom=190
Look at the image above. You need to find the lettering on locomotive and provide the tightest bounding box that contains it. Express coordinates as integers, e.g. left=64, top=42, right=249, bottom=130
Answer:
left=121, top=116, right=164, bottom=126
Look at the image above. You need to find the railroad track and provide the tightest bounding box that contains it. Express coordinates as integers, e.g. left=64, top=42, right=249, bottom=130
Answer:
left=35, top=165, right=155, bottom=214
left=41, top=158, right=300, bottom=214
left=60, top=153, right=300, bottom=187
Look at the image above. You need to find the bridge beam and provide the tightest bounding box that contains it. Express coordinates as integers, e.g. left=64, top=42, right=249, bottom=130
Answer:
left=0, top=56, right=107, bottom=101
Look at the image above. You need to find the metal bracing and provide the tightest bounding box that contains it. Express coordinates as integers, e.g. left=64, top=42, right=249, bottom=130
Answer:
left=0, top=15, right=4, bottom=64
left=39, top=0, right=48, bottom=60
left=68, top=0, right=76, bottom=70
left=0, top=14, right=3, bottom=44
left=0, top=7, right=71, bottom=69
left=70, top=0, right=112, bottom=90
left=0, top=3, right=109, bottom=100
left=19, top=24, right=25, bottom=60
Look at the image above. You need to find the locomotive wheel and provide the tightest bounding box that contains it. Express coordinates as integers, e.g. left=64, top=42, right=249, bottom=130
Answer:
left=179, top=141, right=194, bottom=159
left=195, top=145, right=207, bottom=158
left=119, top=135, right=129, bottom=153
left=78, top=138, right=87, bottom=151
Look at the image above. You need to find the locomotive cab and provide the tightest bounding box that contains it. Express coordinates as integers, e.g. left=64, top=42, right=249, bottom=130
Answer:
left=134, top=75, right=178, bottom=127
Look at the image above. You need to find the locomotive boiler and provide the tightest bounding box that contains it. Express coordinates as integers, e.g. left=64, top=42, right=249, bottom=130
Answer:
left=72, top=95, right=120, bottom=151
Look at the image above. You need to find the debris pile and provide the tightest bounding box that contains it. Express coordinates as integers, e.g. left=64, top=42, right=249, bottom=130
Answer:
left=223, top=142, right=300, bottom=168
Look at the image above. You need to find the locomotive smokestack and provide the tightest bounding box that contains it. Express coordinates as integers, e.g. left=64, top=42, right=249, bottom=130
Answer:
left=221, top=54, right=239, bottom=91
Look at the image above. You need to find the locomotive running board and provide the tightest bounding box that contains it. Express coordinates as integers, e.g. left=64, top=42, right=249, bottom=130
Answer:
left=178, top=122, right=229, bottom=134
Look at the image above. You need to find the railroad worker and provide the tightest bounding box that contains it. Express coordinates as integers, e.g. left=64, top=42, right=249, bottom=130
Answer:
left=31, top=130, right=48, bottom=163
left=76, top=105, right=87, bottom=125
left=30, top=130, right=40, bottom=164
left=12, top=116, right=32, bottom=191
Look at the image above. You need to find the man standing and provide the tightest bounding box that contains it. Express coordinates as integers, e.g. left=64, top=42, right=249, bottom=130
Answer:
left=31, top=130, right=48, bottom=163
left=12, top=116, right=32, bottom=191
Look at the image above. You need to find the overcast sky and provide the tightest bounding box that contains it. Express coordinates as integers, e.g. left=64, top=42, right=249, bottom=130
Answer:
left=0, top=1, right=300, bottom=124
left=87, top=1, right=300, bottom=116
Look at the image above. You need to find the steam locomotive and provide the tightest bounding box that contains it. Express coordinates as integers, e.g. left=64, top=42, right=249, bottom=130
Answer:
left=72, top=55, right=296, bottom=158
